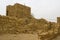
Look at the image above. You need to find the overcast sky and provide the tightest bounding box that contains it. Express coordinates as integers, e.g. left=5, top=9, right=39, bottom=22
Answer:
left=0, top=0, right=60, bottom=22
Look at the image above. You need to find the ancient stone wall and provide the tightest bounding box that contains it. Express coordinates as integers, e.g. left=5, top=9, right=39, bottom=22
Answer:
left=0, top=15, right=60, bottom=40
left=6, top=3, right=31, bottom=18
left=0, top=15, right=32, bottom=34
left=0, top=15, right=39, bottom=34
left=0, top=15, right=19, bottom=34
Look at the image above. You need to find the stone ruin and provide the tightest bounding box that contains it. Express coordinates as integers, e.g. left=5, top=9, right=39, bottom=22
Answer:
left=6, top=3, right=31, bottom=18
left=0, top=3, right=60, bottom=40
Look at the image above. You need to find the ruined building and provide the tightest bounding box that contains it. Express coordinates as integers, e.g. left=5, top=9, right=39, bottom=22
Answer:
left=6, top=3, right=31, bottom=18
left=0, top=3, right=60, bottom=40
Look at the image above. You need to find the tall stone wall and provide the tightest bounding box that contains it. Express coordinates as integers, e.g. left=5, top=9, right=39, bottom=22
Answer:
left=6, top=3, right=31, bottom=18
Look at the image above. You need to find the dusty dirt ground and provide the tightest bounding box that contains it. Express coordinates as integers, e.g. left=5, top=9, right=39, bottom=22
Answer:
left=0, top=34, right=39, bottom=40
left=52, top=36, right=60, bottom=40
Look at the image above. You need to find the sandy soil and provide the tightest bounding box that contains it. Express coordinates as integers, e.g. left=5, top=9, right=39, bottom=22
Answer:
left=53, top=36, right=60, bottom=40
left=0, top=34, right=39, bottom=40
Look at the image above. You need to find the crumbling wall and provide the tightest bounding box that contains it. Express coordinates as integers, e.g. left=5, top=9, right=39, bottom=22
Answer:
left=0, top=15, right=38, bottom=34
left=0, top=15, right=60, bottom=40
left=0, top=15, right=20, bottom=34
left=0, top=15, right=32, bottom=34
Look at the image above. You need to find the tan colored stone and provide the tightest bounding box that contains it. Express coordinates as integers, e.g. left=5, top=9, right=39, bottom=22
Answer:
left=0, top=3, right=60, bottom=40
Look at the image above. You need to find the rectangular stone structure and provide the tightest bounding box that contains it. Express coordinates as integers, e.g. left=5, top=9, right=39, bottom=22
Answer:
left=6, top=3, right=31, bottom=18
